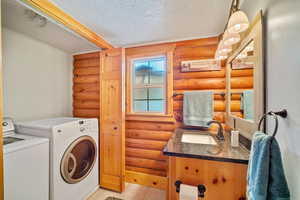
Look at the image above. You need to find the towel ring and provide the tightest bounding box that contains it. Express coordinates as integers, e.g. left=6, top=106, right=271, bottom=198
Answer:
left=258, top=109, right=288, bottom=138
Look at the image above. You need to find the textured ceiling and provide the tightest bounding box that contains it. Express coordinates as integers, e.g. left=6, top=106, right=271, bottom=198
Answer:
left=49, top=0, right=232, bottom=47
left=2, top=0, right=100, bottom=54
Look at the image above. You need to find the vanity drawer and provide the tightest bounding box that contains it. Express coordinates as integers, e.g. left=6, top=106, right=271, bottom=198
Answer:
left=168, top=157, right=247, bottom=200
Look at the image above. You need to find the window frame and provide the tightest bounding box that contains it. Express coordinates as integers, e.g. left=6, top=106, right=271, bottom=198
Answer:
left=131, top=55, right=167, bottom=114
left=126, top=45, right=175, bottom=121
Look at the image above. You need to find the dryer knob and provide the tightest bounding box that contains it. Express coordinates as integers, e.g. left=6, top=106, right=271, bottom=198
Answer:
left=80, top=127, right=85, bottom=132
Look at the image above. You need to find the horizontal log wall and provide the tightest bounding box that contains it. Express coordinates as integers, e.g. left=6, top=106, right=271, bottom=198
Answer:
left=230, top=68, right=254, bottom=118
left=71, top=39, right=255, bottom=187
left=125, top=37, right=224, bottom=180
left=173, top=38, right=225, bottom=126
left=73, top=52, right=100, bottom=118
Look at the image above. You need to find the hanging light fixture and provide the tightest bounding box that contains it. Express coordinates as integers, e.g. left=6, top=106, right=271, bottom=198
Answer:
left=214, top=0, right=249, bottom=61
left=227, top=10, right=249, bottom=34
left=218, top=42, right=232, bottom=54
left=215, top=50, right=228, bottom=60
left=223, top=30, right=240, bottom=46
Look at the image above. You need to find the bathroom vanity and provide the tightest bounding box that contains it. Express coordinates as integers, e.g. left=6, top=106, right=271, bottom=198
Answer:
left=163, top=129, right=249, bottom=200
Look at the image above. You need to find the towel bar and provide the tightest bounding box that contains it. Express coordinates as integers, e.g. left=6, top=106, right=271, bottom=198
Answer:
left=258, top=109, right=288, bottom=137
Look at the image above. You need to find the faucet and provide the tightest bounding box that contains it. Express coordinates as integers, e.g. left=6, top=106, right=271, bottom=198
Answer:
left=207, top=120, right=225, bottom=141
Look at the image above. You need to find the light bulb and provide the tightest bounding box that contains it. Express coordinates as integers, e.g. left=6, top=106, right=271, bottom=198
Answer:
left=228, top=11, right=249, bottom=33
left=223, top=30, right=240, bottom=46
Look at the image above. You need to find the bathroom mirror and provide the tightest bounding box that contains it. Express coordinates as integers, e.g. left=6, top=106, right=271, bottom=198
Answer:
left=230, top=40, right=254, bottom=121
left=226, top=12, right=264, bottom=139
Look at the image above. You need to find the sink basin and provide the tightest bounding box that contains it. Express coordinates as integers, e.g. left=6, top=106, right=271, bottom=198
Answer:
left=181, top=132, right=217, bottom=145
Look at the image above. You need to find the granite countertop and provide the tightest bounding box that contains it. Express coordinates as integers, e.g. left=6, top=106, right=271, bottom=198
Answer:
left=163, top=128, right=250, bottom=164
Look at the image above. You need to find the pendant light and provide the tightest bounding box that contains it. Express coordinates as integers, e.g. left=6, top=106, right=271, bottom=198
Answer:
left=215, top=50, right=228, bottom=60
left=223, top=30, right=240, bottom=46
left=227, top=10, right=249, bottom=34
left=218, top=42, right=232, bottom=54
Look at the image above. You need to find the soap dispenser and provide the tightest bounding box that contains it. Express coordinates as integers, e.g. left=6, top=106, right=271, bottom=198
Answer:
left=231, top=118, right=239, bottom=147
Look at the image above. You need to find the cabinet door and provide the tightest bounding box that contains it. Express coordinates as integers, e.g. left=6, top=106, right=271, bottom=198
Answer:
left=99, top=48, right=125, bottom=192
left=168, top=157, right=247, bottom=200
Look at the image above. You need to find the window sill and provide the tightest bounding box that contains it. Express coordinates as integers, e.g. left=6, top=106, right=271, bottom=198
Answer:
left=126, top=113, right=175, bottom=123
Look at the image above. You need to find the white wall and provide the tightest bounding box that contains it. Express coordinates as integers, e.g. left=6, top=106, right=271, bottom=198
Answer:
left=241, top=0, right=300, bottom=198
left=2, top=27, right=73, bottom=121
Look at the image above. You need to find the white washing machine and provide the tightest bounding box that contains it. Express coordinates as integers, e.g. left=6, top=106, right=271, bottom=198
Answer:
left=16, top=117, right=99, bottom=200
left=3, top=118, right=49, bottom=200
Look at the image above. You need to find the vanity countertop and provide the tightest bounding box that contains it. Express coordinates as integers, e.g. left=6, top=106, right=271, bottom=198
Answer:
left=163, top=128, right=250, bottom=164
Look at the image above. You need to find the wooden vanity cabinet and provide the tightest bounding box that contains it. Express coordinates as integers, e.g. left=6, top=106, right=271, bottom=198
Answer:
left=168, top=157, right=247, bottom=200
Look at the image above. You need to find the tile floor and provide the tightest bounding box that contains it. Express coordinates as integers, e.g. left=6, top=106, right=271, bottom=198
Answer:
left=88, top=183, right=166, bottom=200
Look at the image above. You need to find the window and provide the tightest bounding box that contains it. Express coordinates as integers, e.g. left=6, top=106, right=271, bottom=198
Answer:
left=132, top=56, right=166, bottom=113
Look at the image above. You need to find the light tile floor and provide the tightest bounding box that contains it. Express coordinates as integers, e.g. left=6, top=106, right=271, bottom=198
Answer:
left=88, top=183, right=166, bottom=200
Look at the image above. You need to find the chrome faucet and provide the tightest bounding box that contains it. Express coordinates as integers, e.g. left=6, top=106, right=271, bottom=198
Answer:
left=207, top=120, right=225, bottom=141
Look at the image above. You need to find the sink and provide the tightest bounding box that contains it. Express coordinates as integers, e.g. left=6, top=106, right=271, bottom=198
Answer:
left=181, top=132, right=217, bottom=145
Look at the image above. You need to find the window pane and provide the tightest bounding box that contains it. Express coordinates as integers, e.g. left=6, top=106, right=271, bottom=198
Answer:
left=133, top=101, right=147, bottom=112
left=134, top=60, right=149, bottom=84
left=149, top=88, right=164, bottom=99
left=150, top=58, right=165, bottom=84
left=149, top=100, right=164, bottom=112
left=133, top=88, right=147, bottom=100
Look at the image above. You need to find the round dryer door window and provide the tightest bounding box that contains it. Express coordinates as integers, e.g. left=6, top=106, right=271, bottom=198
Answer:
left=60, top=136, right=97, bottom=184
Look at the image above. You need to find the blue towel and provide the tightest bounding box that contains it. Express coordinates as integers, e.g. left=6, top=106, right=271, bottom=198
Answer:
left=247, top=131, right=290, bottom=200
left=183, top=91, right=213, bottom=128
left=243, top=90, right=254, bottom=120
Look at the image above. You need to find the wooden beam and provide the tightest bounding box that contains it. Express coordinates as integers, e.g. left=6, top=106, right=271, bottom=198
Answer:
left=21, top=0, right=113, bottom=49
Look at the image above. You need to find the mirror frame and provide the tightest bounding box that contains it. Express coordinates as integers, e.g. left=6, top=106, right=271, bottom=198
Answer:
left=226, top=11, right=265, bottom=139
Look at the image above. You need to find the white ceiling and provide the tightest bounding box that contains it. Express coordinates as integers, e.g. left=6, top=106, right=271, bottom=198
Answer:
left=48, top=0, right=232, bottom=47
left=2, top=0, right=100, bottom=54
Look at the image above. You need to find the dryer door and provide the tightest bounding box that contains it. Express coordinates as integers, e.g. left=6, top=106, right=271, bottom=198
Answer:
left=61, top=135, right=97, bottom=184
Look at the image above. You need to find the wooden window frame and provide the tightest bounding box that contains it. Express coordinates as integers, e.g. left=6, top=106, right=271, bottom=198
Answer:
left=126, top=46, right=175, bottom=122
left=131, top=55, right=167, bottom=114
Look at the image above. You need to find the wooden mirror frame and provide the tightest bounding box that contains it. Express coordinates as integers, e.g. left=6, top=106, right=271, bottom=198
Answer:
left=226, top=11, right=265, bottom=139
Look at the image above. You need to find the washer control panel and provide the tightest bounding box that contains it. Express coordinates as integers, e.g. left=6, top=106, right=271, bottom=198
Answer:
left=2, top=118, right=15, bottom=133
left=78, top=119, right=98, bottom=133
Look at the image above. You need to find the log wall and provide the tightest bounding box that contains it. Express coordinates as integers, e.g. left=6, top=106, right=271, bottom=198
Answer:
left=125, top=37, right=224, bottom=181
left=230, top=68, right=254, bottom=118
left=73, top=52, right=100, bottom=118
left=71, top=38, right=254, bottom=189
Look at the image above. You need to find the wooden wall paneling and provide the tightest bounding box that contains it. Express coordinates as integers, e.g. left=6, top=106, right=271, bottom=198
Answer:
left=73, top=52, right=100, bottom=119
left=126, top=148, right=166, bottom=161
left=21, top=0, right=113, bottom=49
left=125, top=170, right=168, bottom=190
left=228, top=68, right=254, bottom=119
left=126, top=138, right=167, bottom=150
left=125, top=37, right=225, bottom=186
left=126, top=121, right=175, bottom=131
left=126, top=157, right=167, bottom=171
left=99, top=48, right=125, bottom=192
left=174, top=78, right=225, bottom=90
left=126, top=166, right=166, bottom=177
left=126, top=129, right=172, bottom=141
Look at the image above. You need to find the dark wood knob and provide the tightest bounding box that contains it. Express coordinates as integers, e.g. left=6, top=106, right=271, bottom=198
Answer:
left=113, top=127, right=118, bottom=130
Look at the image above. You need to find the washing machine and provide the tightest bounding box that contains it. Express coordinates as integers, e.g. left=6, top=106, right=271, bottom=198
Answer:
left=3, top=118, right=49, bottom=200
left=15, top=117, right=99, bottom=200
